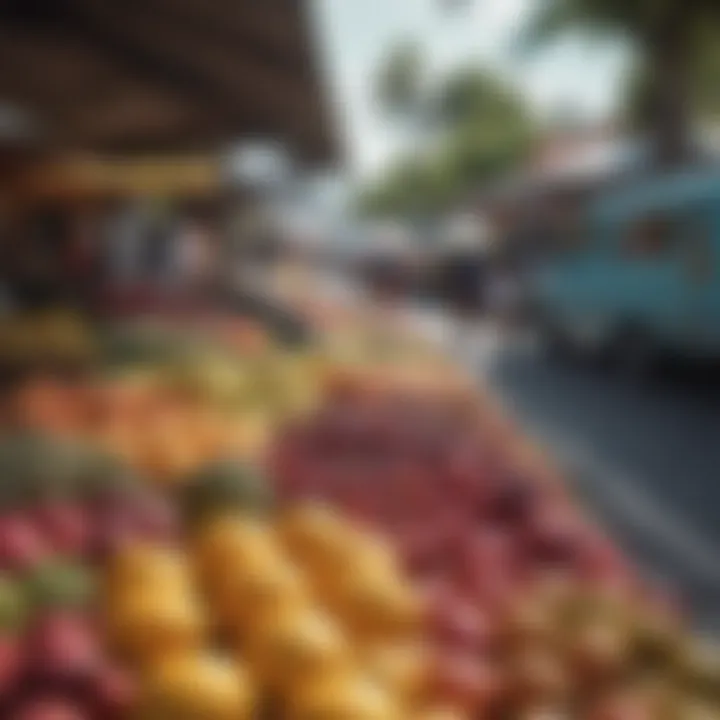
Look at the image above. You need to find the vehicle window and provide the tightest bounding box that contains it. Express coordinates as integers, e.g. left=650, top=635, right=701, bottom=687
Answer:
left=624, top=213, right=678, bottom=258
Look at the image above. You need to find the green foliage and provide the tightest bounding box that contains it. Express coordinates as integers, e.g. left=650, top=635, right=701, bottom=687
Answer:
left=359, top=61, right=533, bottom=218
left=693, top=32, right=720, bottom=121
left=624, top=27, right=720, bottom=128
left=521, top=0, right=720, bottom=163
left=520, top=0, right=644, bottom=51
left=375, top=40, right=425, bottom=118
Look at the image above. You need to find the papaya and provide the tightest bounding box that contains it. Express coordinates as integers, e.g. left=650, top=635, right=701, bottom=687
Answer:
left=142, top=654, right=255, bottom=720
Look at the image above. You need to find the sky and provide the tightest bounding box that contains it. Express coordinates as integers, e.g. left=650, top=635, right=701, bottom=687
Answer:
left=310, top=0, right=631, bottom=180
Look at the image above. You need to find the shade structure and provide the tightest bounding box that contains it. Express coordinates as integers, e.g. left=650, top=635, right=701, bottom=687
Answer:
left=0, top=0, right=339, bottom=167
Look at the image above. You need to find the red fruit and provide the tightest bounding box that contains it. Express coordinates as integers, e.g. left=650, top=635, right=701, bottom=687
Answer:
left=91, top=664, right=139, bottom=718
left=34, top=504, right=90, bottom=557
left=524, top=504, right=585, bottom=568
left=588, top=692, right=656, bottom=720
left=432, top=652, right=503, bottom=713
left=453, top=528, right=518, bottom=583
left=400, top=530, right=443, bottom=578
left=0, top=515, right=48, bottom=572
left=429, top=591, right=494, bottom=651
left=484, top=473, right=539, bottom=525
left=463, top=565, right=518, bottom=615
left=26, top=611, right=101, bottom=684
left=510, top=647, right=571, bottom=704
left=577, top=536, right=633, bottom=588
left=89, top=513, right=138, bottom=560
left=126, top=492, right=178, bottom=543
left=0, top=633, right=23, bottom=696
left=11, top=697, right=87, bottom=720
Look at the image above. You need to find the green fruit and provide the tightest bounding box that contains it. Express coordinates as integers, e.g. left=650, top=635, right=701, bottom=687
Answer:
left=0, top=434, right=108, bottom=510
left=0, top=433, right=60, bottom=509
left=675, top=640, right=720, bottom=700
left=0, top=574, right=27, bottom=632
left=180, top=460, right=274, bottom=527
left=74, top=448, right=141, bottom=502
left=25, top=560, right=97, bottom=611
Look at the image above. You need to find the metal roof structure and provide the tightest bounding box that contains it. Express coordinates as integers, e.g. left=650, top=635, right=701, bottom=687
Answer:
left=0, top=0, right=339, bottom=166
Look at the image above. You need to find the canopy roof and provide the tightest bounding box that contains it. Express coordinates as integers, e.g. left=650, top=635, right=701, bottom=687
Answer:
left=0, top=0, right=339, bottom=166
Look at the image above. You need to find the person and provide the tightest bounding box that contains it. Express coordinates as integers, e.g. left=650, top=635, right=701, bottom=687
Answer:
left=171, top=215, right=218, bottom=293
left=486, top=261, right=521, bottom=326
left=102, top=200, right=148, bottom=289
left=434, top=217, right=494, bottom=362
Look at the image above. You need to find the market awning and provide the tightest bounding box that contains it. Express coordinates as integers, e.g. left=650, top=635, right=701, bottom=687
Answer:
left=0, top=0, right=339, bottom=166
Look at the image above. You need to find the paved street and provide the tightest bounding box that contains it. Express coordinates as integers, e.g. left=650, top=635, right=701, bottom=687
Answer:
left=475, top=333, right=720, bottom=633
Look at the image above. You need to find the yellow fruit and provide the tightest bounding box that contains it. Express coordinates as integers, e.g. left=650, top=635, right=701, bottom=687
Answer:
left=209, top=556, right=310, bottom=635
left=332, top=569, right=423, bottom=640
left=107, top=544, right=192, bottom=596
left=363, top=642, right=429, bottom=701
left=288, top=670, right=401, bottom=720
left=193, top=515, right=281, bottom=584
left=279, top=503, right=358, bottom=575
left=415, top=708, right=469, bottom=720
left=98, top=423, right=142, bottom=469
left=143, top=654, right=254, bottom=720
left=351, top=534, right=402, bottom=579
left=107, top=590, right=205, bottom=663
left=133, top=404, right=209, bottom=480
left=248, top=606, right=350, bottom=691
left=224, top=411, right=271, bottom=459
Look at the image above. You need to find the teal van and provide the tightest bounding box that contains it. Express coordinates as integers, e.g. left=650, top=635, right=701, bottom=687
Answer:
left=533, top=170, right=720, bottom=370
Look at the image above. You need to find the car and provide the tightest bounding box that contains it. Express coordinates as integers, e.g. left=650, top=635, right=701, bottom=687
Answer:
left=532, top=170, right=720, bottom=374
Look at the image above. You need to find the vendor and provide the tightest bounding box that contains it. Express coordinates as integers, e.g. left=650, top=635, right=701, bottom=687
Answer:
left=435, top=216, right=492, bottom=316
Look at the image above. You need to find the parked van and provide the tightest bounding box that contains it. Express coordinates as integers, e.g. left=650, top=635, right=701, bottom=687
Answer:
left=533, top=171, right=720, bottom=370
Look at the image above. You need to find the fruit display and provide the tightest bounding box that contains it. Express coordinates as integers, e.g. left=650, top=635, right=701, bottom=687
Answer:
left=272, top=395, right=720, bottom=718
left=4, top=340, right=324, bottom=481
left=180, top=459, right=275, bottom=526
left=0, top=436, right=177, bottom=718
left=0, top=311, right=97, bottom=378
left=0, top=294, right=715, bottom=718
left=102, top=506, right=451, bottom=719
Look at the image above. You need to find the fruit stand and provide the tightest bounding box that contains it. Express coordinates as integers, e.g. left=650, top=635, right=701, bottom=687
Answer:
left=0, top=295, right=718, bottom=720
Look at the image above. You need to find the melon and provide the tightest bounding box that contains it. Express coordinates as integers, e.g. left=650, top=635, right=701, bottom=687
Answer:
left=180, top=460, right=273, bottom=526
left=25, top=560, right=96, bottom=612
left=0, top=573, right=27, bottom=633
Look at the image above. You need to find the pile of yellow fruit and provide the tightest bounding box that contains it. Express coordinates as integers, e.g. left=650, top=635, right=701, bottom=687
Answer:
left=0, top=310, right=96, bottom=372
left=103, top=504, right=466, bottom=719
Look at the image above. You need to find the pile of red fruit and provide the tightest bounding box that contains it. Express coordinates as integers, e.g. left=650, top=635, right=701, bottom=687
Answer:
left=0, top=438, right=178, bottom=719
left=273, top=397, right=634, bottom=595
left=271, top=396, right=711, bottom=717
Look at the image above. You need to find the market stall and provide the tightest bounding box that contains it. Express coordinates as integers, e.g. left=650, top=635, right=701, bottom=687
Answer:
left=0, top=3, right=717, bottom=720
left=0, top=288, right=717, bottom=719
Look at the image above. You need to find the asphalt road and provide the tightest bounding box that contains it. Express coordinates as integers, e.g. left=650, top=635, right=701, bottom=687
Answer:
left=473, top=333, right=720, bottom=634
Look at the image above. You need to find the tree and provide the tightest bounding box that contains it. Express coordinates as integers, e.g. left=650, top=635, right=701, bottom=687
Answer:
left=375, top=40, right=425, bottom=120
left=358, top=156, right=455, bottom=217
left=522, top=0, right=720, bottom=166
left=359, top=64, right=532, bottom=218
left=625, top=29, right=720, bottom=134
left=694, top=36, right=720, bottom=122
